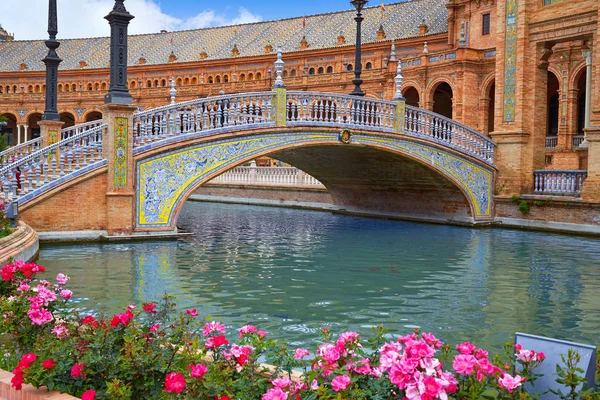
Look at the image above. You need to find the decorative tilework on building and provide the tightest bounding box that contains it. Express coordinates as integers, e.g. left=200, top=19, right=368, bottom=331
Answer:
left=136, top=132, right=493, bottom=228
left=503, top=0, right=518, bottom=122
left=0, top=0, right=448, bottom=72
left=114, top=117, right=128, bottom=188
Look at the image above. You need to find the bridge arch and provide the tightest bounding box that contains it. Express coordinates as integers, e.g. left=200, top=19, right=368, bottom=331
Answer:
left=135, top=130, right=494, bottom=231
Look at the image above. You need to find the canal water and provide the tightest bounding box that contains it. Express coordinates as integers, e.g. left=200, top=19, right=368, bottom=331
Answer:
left=37, top=202, right=600, bottom=351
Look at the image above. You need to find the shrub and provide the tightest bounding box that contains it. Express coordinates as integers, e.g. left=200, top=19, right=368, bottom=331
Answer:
left=1, top=261, right=599, bottom=399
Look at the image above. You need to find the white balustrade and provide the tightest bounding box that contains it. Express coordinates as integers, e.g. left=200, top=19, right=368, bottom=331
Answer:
left=533, top=170, right=587, bottom=196
left=573, top=135, right=585, bottom=148
left=209, top=166, right=324, bottom=188
left=0, top=138, right=41, bottom=167
left=0, top=120, right=104, bottom=168
left=545, top=136, right=558, bottom=149
left=0, top=124, right=106, bottom=203
left=286, top=91, right=396, bottom=131
left=133, top=92, right=273, bottom=146
left=405, top=106, right=495, bottom=164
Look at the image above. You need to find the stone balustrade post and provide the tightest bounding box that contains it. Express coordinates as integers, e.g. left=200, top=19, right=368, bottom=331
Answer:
left=249, top=160, right=258, bottom=185
left=271, top=45, right=287, bottom=128
left=296, top=169, right=306, bottom=186
left=99, top=103, right=138, bottom=235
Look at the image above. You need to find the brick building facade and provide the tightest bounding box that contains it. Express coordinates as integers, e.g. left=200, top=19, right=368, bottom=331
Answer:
left=0, top=0, right=598, bottom=199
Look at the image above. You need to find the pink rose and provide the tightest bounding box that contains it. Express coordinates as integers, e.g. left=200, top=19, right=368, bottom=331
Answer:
left=189, top=364, right=208, bottom=378
left=456, top=341, right=477, bottom=355
left=81, top=389, right=96, bottom=400
left=164, top=372, right=186, bottom=393
left=331, top=375, right=351, bottom=392
left=453, top=354, right=477, bottom=375
left=498, top=373, right=524, bottom=393
left=294, top=348, right=310, bottom=360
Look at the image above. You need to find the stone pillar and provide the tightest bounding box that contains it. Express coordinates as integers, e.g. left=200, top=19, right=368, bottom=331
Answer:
left=581, top=127, right=600, bottom=201
left=100, top=103, right=138, bottom=235
left=16, top=125, right=22, bottom=145
left=272, top=45, right=287, bottom=128
left=38, top=120, right=64, bottom=148
left=565, top=88, right=579, bottom=150
left=23, top=125, right=28, bottom=142
left=579, top=46, right=593, bottom=148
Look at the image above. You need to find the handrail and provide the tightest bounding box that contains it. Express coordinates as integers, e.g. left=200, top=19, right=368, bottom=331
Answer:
left=0, top=120, right=104, bottom=167
left=133, top=91, right=272, bottom=118
left=0, top=124, right=106, bottom=203
left=133, top=92, right=274, bottom=147
left=405, top=105, right=496, bottom=164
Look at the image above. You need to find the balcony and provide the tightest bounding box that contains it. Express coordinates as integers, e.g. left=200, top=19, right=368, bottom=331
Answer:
left=533, top=170, right=587, bottom=196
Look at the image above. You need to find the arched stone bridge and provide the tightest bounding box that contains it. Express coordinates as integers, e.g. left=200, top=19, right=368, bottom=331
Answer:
left=0, top=90, right=496, bottom=235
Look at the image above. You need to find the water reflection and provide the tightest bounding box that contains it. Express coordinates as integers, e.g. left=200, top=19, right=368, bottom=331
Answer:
left=38, top=202, right=600, bottom=350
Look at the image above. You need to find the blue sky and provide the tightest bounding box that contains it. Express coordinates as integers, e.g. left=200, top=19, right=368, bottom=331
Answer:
left=159, top=1, right=369, bottom=22
left=3, top=0, right=391, bottom=40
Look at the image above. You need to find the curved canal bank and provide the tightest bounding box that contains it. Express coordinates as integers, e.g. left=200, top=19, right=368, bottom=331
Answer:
left=36, top=201, right=600, bottom=352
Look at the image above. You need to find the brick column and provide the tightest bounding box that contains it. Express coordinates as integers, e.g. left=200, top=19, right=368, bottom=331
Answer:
left=99, top=103, right=138, bottom=235
left=581, top=127, right=600, bottom=201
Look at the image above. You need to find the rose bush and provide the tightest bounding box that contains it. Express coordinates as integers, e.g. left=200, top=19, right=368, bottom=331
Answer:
left=1, top=261, right=599, bottom=399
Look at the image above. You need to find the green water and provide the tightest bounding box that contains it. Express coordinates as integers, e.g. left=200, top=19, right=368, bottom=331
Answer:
left=37, top=202, right=600, bottom=351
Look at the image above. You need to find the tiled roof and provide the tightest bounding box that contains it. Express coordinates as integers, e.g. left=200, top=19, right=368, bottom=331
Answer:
left=0, top=0, right=448, bottom=72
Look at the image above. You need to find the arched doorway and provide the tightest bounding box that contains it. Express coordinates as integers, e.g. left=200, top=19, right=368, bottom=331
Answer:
left=85, top=111, right=103, bottom=122
left=0, top=113, right=17, bottom=146
left=487, top=82, right=495, bottom=134
left=432, top=82, right=453, bottom=119
left=27, top=113, right=43, bottom=141
left=576, top=70, right=586, bottom=136
left=60, top=112, right=76, bottom=129
left=402, top=86, right=420, bottom=107
left=547, top=71, right=560, bottom=138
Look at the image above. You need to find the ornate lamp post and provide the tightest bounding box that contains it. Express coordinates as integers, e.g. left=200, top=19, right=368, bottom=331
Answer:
left=349, top=0, right=368, bottom=96
left=104, top=0, right=134, bottom=104
left=42, top=0, right=61, bottom=121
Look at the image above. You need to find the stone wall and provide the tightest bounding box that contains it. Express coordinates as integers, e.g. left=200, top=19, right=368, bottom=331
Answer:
left=0, top=221, right=39, bottom=264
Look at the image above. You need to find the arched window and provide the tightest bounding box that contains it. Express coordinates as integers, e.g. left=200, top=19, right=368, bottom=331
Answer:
left=283, top=70, right=288, bottom=78
left=64, top=84, right=70, bottom=92
left=12, top=85, right=17, bottom=93
left=309, top=68, right=315, bottom=75
left=161, top=79, right=166, bottom=87
left=256, top=72, right=262, bottom=80
left=223, top=75, right=229, bottom=83
left=208, top=76, right=214, bottom=84
left=87, top=83, right=92, bottom=91
left=240, top=74, right=246, bottom=81
left=290, top=69, right=296, bottom=77
left=130, top=80, right=136, bottom=89
left=346, top=64, right=353, bottom=71
left=184, top=77, right=190, bottom=85
left=34, top=85, right=41, bottom=93
left=101, top=82, right=107, bottom=90
left=248, top=73, right=254, bottom=80
left=365, top=62, right=373, bottom=70
left=154, top=80, right=159, bottom=87
left=147, top=80, right=152, bottom=88
left=95, top=83, right=100, bottom=91
left=28, top=85, right=33, bottom=93
left=318, top=67, right=324, bottom=75
left=58, top=84, right=63, bottom=92
left=326, top=66, right=333, bottom=73
left=177, top=78, right=183, bottom=86
left=71, top=84, right=77, bottom=91
left=216, top=76, right=221, bottom=83
left=191, top=77, right=197, bottom=85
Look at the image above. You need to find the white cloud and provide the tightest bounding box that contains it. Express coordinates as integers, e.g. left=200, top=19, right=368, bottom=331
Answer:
left=0, top=1, right=262, bottom=40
